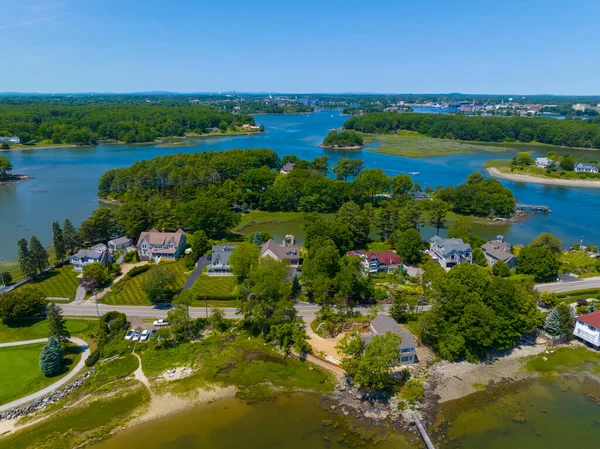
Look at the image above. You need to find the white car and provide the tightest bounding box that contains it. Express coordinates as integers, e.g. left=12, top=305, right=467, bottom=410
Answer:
left=125, top=330, right=134, bottom=340
left=153, top=319, right=168, bottom=327
left=140, top=330, right=149, bottom=341
left=132, top=331, right=141, bottom=341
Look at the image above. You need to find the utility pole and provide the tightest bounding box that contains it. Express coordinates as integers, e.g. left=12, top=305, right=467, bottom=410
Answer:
left=94, top=289, right=99, bottom=317
left=203, top=294, right=208, bottom=318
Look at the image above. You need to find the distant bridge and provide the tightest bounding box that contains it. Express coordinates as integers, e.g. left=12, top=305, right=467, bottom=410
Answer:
left=516, top=203, right=552, bottom=213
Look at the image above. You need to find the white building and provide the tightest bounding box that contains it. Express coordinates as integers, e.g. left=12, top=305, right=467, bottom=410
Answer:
left=207, top=245, right=237, bottom=276
left=70, top=243, right=109, bottom=271
left=573, top=310, right=600, bottom=348
left=535, top=157, right=552, bottom=168
left=137, top=228, right=186, bottom=262
left=430, top=236, right=472, bottom=268
left=574, top=163, right=599, bottom=174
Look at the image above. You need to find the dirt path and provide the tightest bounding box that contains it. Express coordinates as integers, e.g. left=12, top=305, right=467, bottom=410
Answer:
left=305, top=318, right=344, bottom=362
left=486, top=167, right=600, bottom=189
left=95, top=262, right=148, bottom=300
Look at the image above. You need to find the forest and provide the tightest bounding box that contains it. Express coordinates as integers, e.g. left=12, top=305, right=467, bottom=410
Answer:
left=344, top=112, right=600, bottom=149
left=321, top=130, right=364, bottom=148
left=0, top=102, right=255, bottom=145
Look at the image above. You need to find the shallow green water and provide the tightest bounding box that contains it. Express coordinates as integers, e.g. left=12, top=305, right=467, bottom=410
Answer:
left=91, top=394, right=416, bottom=449
left=437, top=376, right=600, bottom=449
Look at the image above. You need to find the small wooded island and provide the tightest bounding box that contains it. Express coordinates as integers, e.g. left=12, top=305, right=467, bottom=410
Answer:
left=321, top=130, right=364, bottom=149
left=0, top=155, right=28, bottom=184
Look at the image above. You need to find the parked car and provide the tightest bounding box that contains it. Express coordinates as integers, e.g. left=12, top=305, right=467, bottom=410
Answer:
left=153, top=319, right=168, bottom=327
left=125, top=330, right=135, bottom=340
left=149, top=329, right=157, bottom=339
left=132, top=331, right=141, bottom=341
left=140, top=329, right=149, bottom=341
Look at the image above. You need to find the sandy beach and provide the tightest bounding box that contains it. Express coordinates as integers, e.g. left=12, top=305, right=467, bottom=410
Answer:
left=486, top=167, right=600, bottom=189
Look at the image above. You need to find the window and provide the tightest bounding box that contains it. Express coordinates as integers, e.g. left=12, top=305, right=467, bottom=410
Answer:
left=400, top=356, right=412, bottom=362
left=588, top=324, right=597, bottom=332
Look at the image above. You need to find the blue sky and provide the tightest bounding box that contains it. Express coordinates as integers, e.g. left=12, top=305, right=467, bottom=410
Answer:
left=0, top=0, right=598, bottom=94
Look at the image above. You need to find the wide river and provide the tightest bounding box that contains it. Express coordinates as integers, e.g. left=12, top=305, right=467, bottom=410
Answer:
left=2, top=111, right=600, bottom=260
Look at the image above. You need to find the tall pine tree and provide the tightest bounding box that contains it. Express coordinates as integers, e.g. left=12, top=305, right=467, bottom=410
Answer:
left=52, top=221, right=66, bottom=263
left=63, top=219, right=78, bottom=255
left=47, top=303, right=70, bottom=342
left=17, top=238, right=37, bottom=279
left=253, top=231, right=263, bottom=246
left=39, top=337, right=64, bottom=376
left=544, top=307, right=561, bottom=336
left=29, top=236, right=49, bottom=275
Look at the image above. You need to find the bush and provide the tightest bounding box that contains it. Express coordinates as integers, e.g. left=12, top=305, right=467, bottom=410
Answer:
left=1, top=271, right=12, bottom=285
left=125, top=264, right=151, bottom=279
left=184, top=251, right=198, bottom=270
left=402, top=378, right=424, bottom=404
left=0, top=285, right=46, bottom=318
left=124, top=250, right=139, bottom=263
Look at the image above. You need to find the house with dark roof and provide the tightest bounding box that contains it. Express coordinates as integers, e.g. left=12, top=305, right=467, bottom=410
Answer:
left=261, top=239, right=300, bottom=267
left=207, top=244, right=237, bottom=276
left=280, top=162, right=295, bottom=174
left=409, top=191, right=432, bottom=201
left=481, top=238, right=517, bottom=268
left=362, top=314, right=417, bottom=364
left=137, top=228, right=186, bottom=262
left=573, top=310, right=600, bottom=348
left=574, top=162, right=599, bottom=174
left=346, top=249, right=401, bottom=274
left=70, top=243, right=109, bottom=271
left=108, top=237, right=133, bottom=251
left=430, top=236, right=472, bottom=268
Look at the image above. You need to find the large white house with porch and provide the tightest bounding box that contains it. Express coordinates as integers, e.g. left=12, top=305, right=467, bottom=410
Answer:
left=137, top=229, right=186, bottom=262
left=70, top=243, right=109, bottom=271
left=573, top=310, right=600, bottom=348
left=430, top=236, right=472, bottom=268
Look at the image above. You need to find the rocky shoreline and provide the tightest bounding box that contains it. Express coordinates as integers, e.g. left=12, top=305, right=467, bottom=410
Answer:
left=0, top=174, right=31, bottom=185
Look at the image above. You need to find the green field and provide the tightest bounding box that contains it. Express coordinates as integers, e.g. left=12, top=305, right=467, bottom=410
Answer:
left=560, top=251, right=599, bottom=277
left=189, top=274, right=238, bottom=301
left=29, top=265, right=80, bottom=299
left=364, top=131, right=513, bottom=158
left=0, top=318, right=98, bottom=344
left=0, top=342, right=82, bottom=406
left=235, top=211, right=307, bottom=229
left=102, top=260, right=189, bottom=305
left=0, top=248, right=59, bottom=284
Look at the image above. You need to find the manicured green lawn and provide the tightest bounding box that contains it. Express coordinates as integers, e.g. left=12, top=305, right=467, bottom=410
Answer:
left=29, top=265, right=80, bottom=299
left=0, top=318, right=98, bottom=344
left=190, top=274, right=237, bottom=300
left=0, top=342, right=82, bottom=406
left=0, top=248, right=59, bottom=284
left=236, top=210, right=306, bottom=228
left=102, top=260, right=189, bottom=305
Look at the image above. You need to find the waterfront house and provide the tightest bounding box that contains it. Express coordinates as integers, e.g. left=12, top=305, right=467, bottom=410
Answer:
left=137, top=228, right=186, bottom=262
left=108, top=236, right=133, bottom=251
left=280, top=162, right=295, bottom=174
left=207, top=244, right=237, bottom=276
left=535, top=157, right=552, bottom=168
left=481, top=237, right=517, bottom=268
left=0, top=136, right=21, bottom=144
left=573, top=310, right=600, bottom=348
left=261, top=239, right=301, bottom=267
left=346, top=249, right=401, bottom=274
left=362, top=314, right=417, bottom=364
left=574, top=162, right=599, bottom=174
left=70, top=243, right=109, bottom=271
left=430, top=236, right=472, bottom=268
left=409, top=191, right=432, bottom=201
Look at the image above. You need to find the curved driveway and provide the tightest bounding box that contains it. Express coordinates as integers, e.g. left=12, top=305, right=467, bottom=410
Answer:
left=0, top=337, right=90, bottom=413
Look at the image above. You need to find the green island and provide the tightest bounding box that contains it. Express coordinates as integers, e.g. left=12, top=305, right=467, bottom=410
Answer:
left=321, top=130, right=364, bottom=149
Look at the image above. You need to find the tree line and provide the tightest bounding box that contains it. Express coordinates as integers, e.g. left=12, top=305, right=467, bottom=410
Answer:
left=344, top=112, right=600, bottom=149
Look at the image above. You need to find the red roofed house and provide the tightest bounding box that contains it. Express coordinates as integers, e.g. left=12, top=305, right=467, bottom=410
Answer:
left=573, top=310, right=600, bottom=348
left=346, top=249, right=401, bottom=274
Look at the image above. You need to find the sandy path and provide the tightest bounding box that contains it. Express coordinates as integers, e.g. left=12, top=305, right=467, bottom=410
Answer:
left=486, top=167, right=600, bottom=189
left=305, top=319, right=344, bottom=362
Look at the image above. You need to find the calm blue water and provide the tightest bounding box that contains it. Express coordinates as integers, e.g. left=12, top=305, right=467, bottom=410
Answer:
left=1, top=111, right=599, bottom=260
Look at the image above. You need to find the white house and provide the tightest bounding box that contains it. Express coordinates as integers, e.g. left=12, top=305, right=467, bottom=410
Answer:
left=70, top=243, right=109, bottom=271
left=207, top=245, right=237, bottom=276
left=573, top=310, right=600, bottom=348
left=362, top=314, right=417, bottom=364
left=108, top=237, right=133, bottom=251
left=0, top=136, right=21, bottom=144
left=574, top=162, right=599, bottom=174
left=430, top=236, right=472, bottom=268
left=535, top=157, right=552, bottom=168
left=137, top=228, right=186, bottom=262
left=260, top=239, right=300, bottom=267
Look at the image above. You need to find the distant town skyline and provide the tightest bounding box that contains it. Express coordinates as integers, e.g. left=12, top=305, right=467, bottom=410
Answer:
left=1, top=0, right=599, bottom=95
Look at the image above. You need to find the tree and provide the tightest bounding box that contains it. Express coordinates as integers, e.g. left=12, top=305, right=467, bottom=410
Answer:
left=429, top=199, right=448, bottom=235
left=229, top=242, right=261, bottom=282
left=336, top=201, right=370, bottom=244
left=168, top=290, right=195, bottom=340
left=29, top=236, right=49, bottom=275
left=82, top=262, right=110, bottom=287
left=516, top=246, right=560, bottom=281
left=190, top=230, right=210, bottom=256
left=397, top=228, right=423, bottom=265
left=530, top=232, right=562, bottom=255
left=356, top=169, right=390, bottom=201
left=0, top=286, right=46, bottom=318
left=39, top=337, right=64, bottom=377
left=516, top=152, right=534, bottom=168
left=52, top=221, right=66, bottom=263
left=391, top=174, right=412, bottom=196
left=466, top=172, right=484, bottom=184
left=47, top=303, right=70, bottom=342
left=492, top=260, right=511, bottom=277
left=309, top=156, right=329, bottom=175
left=544, top=304, right=573, bottom=336
left=390, top=290, right=417, bottom=323
left=63, top=219, right=78, bottom=255
left=472, top=248, right=488, bottom=266
left=209, top=307, right=227, bottom=332
left=0, top=156, right=12, bottom=177
left=560, top=154, right=575, bottom=171
left=337, top=331, right=402, bottom=390
left=79, top=208, right=119, bottom=244
left=141, top=265, right=177, bottom=302
left=252, top=231, right=263, bottom=246
left=17, top=238, right=37, bottom=279
left=291, top=275, right=301, bottom=298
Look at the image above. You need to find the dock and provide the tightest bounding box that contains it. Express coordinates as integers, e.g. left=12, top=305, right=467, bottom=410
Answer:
left=413, top=415, right=436, bottom=449
left=516, top=203, right=552, bottom=213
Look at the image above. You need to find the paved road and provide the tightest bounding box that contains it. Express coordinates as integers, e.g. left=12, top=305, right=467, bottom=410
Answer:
left=0, top=337, right=90, bottom=413
left=535, top=276, right=600, bottom=293
left=181, top=256, right=209, bottom=290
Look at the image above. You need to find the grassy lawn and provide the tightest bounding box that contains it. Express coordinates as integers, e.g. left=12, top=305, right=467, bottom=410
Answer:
left=0, top=248, right=59, bottom=285
left=0, top=318, right=98, bottom=344
left=102, top=260, right=189, bottom=305
left=364, top=131, right=512, bottom=158
left=485, top=159, right=600, bottom=183
left=560, top=251, right=599, bottom=277
left=524, top=347, right=600, bottom=374
left=0, top=342, right=82, bottom=406
left=0, top=386, right=149, bottom=449
left=235, top=210, right=307, bottom=228
left=189, top=274, right=237, bottom=300
left=29, top=265, right=80, bottom=299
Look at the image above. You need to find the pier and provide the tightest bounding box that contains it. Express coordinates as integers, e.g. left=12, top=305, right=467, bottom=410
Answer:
left=413, top=415, right=436, bottom=449
left=516, top=203, right=552, bottom=213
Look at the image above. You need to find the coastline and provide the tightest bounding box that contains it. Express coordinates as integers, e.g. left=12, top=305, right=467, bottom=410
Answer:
left=0, top=174, right=32, bottom=185
left=486, top=167, right=600, bottom=189
left=319, top=144, right=363, bottom=150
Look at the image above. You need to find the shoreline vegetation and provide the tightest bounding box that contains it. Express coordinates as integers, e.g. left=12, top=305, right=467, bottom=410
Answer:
left=0, top=174, right=31, bottom=185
